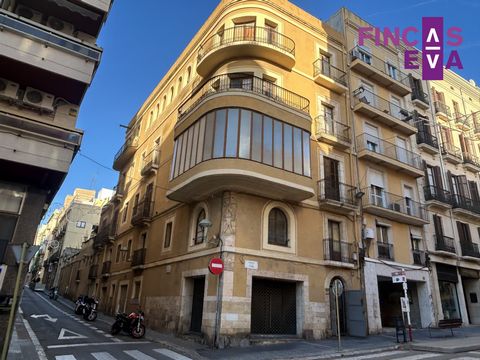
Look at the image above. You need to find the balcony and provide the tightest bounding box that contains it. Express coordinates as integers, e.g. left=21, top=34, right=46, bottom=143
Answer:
left=112, top=184, right=125, bottom=202
left=462, top=152, right=480, bottom=173
left=424, top=186, right=452, bottom=210
left=88, top=265, right=98, bottom=280
left=196, top=26, right=295, bottom=77
left=101, top=261, right=111, bottom=276
left=78, top=0, right=112, bottom=13
left=141, top=149, right=160, bottom=176
left=362, top=187, right=429, bottom=226
left=318, top=180, right=358, bottom=215
left=349, top=46, right=411, bottom=96
left=313, top=59, right=347, bottom=94
left=131, top=200, right=154, bottom=227
left=453, top=112, right=471, bottom=131
left=356, top=134, right=424, bottom=178
left=315, top=114, right=351, bottom=149
left=441, top=144, right=463, bottom=165
left=378, top=243, right=394, bottom=260
left=434, top=101, right=451, bottom=120
left=131, top=248, right=146, bottom=269
left=416, top=131, right=439, bottom=155
left=323, top=239, right=355, bottom=265
left=411, top=91, right=430, bottom=110
left=95, top=220, right=116, bottom=246
left=113, top=136, right=138, bottom=171
left=461, top=242, right=480, bottom=260
left=177, top=74, right=310, bottom=134
left=353, top=88, right=416, bottom=136
left=435, top=235, right=456, bottom=255
left=451, top=195, right=480, bottom=220
left=0, top=11, right=102, bottom=99
left=413, top=250, right=427, bottom=266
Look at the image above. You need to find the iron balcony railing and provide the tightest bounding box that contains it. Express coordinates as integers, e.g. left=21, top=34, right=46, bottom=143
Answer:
left=88, top=265, right=98, bottom=279
left=454, top=112, right=467, bottom=126
left=318, top=180, right=357, bottom=206
left=178, top=74, right=310, bottom=119
left=114, top=135, right=138, bottom=163
left=416, top=131, right=439, bottom=149
left=131, top=248, right=146, bottom=267
left=0, top=11, right=101, bottom=61
left=313, top=59, right=347, bottom=86
left=350, top=46, right=410, bottom=87
left=412, top=90, right=429, bottom=105
left=363, top=187, right=428, bottom=221
left=434, top=101, right=452, bottom=117
left=451, top=194, right=480, bottom=214
left=197, top=26, right=295, bottom=63
left=378, top=243, right=394, bottom=260
left=441, top=143, right=463, bottom=160
left=463, top=152, right=480, bottom=168
left=353, top=87, right=412, bottom=123
left=424, top=185, right=452, bottom=205
left=435, top=235, right=456, bottom=253
left=96, top=219, right=116, bottom=245
left=413, top=250, right=426, bottom=266
left=141, top=148, right=160, bottom=174
left=131, top=200, right=154, bottom=224
left=323, top=239, right=354, bottom=263
left=315, top=114, right=350, bottom=143
left=461, top=242, right=480, bottom=258
left=101, top=261, right=111, bottom=275
left=356, top=133, right=423, bottom=170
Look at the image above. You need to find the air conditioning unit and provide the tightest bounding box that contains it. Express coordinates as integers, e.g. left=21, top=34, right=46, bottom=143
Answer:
left=23, top=87, right=55, bottom=112
left=47, top=16, right=75, bottom=36
left=74, top=31, right=96, bottom=44
left=363, top=228, right=375, bottom=240
left=15, top=5, right=43, bottom=23
left=390, top=203, right=401, bottom=211
left=0, top=78, right=19, bottom=101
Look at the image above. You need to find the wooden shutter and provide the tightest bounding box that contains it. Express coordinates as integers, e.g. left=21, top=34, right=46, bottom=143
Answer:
left=433, top=166, right=443, bottom=189
left=433, top=214, right=444, bottom=237
left=446, top=171, right=454, bottom=194
left=469, top=181, right=480, bottom=202
left=457, top=175, right=470, bottom=198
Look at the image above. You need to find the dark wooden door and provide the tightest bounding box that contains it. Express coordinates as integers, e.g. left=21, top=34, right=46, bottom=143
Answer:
left=324, top=157, right=340, bottom=200
left=190, top=277, right=205, bottom=333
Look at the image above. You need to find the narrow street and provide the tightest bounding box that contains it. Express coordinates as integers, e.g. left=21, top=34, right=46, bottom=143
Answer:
left=20, top=288, right=192, bottom=360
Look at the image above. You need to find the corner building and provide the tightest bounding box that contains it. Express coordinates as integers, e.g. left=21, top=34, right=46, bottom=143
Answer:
left=99, top=0, right=364, bottom=345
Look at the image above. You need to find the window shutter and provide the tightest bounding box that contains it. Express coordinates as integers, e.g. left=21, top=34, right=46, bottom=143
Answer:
left=469, top=181, right=480, bottom=201
left=433, top=215, right=444, bottom=237
left=433, top=166, right=443, bottom=189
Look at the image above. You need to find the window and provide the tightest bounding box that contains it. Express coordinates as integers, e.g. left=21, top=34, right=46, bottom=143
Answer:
left=371, top=185, right=384, bottom=207
left=170, top=86, right=174, bottom=103
left=116, top=244, right=121, bottom=263
left=268, top=208, right=288, bottom=246
left=357, top=47, right=371, bottom=64
left=76, top=221, right=86, bottom=228
left=162, top=95, right=167, bottom=111
left=126, top=239, right=132, bottom=261
left=164, top=221, right=173, bottom=249
left=122, top=202, right=129, bottom=223
left=0, top=183, right=25, bottom=213
left=387, top=63, right=398, bottom=80
left=376, top=225, right=391, bottom=259
left=194, top=209, right=206, bottom=245
left=265, top=21, right=278, bottom=44
left=132, top=280, right=142, bottom=300
left=186, top=66, right=192, bottom=84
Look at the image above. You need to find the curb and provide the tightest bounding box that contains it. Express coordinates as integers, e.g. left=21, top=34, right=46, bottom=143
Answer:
left=408, top=342, right=480, bottom=354
left=275, top=345, right=400, bottom=360
left=144, top=334, right=208, bottom=360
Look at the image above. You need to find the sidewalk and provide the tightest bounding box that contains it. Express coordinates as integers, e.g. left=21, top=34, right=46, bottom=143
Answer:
left=8, top=309, right=46, bottom=360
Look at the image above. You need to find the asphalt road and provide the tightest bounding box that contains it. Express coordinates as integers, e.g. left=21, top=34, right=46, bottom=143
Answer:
left=20, top=288, right=192, bottom=360
left=308, top=350, right=480, bottom=360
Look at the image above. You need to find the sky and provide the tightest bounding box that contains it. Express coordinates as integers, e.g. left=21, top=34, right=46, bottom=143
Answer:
left=43, top=0, right=480, bottom=219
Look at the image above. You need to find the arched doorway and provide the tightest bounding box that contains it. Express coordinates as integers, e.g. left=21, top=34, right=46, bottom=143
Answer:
left=330, top=277, right=347, bottom=336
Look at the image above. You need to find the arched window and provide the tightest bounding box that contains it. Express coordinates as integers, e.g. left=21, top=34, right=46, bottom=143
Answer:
left=170, top=86, right=175, bottom=103
left=178, top=77, right=183, bottom=93
left=162, top=95, right=167, bottom=111
left=268, top=207, right=288, bottom=246
left=186, top=66, right=192, bottom=84
left=194, top=208, right=206, bottom=244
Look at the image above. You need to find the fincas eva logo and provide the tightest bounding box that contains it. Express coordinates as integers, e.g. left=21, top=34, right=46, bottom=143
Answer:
left=358, top=17, right=463, bottom=80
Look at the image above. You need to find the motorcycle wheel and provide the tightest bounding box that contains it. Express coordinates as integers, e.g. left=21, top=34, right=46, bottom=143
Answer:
left=74, top=306, right=82, bottom=315
left=111, top=322, right=121, bottom=335
left=84, top=311, right=97, bottom=321
left=131, top=323, right=145, bottom=338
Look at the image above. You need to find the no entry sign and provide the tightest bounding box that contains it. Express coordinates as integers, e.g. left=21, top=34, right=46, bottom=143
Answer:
left=208, top=258, right=224, bottom=275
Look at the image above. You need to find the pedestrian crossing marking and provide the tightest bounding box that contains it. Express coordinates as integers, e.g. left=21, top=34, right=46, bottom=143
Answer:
left=340, top=350, right=407, bottom=360
left=124, top=350, right=156, bottom=360
left=154, top=348, right=192, bottom=360
left=92, top=352, right=117, bottom=360
left=55, top=356, right=76, bottom=360
left=399, top=354, right=442, bottom=360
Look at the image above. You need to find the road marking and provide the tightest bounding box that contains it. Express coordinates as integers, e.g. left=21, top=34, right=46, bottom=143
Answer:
left=339, top=351, right=406, bottom=360
left=47, top=341, right=150, bottom=349
left=469, top=352, right=480, bottom=355
left=92, top=352, right=117, bottom=360
left=31, top=314, right=58, bottom=322
left=399, top=354, right=442, bottom=360
left=124, top=350, right=156, bottom=359
left=112, top=338, right=122, bottom=342
left=22, top=317, right=47, bottom=360
left=55, top=356, right=76, bottom=360
left=154, top=348, right=193, bottom=360
left=58, top=328, right=87, bottom=340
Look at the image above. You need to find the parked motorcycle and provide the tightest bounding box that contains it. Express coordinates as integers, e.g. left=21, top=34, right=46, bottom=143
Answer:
left=82, top=297, right=98, bottom=321
left=110, top=310, right=145, bottom=338
left=74, top=295, right=88, bottom=315
left=48, top=287, right=58, bottom=300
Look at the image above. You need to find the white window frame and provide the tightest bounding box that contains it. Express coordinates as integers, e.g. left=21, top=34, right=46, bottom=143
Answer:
left=262, top=201, right=296, bottom=254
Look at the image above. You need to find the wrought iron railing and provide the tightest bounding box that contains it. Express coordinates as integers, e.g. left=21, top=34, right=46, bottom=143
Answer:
left=416, top=131, right=439, bottom=149
left=356, top=133, right=422, bottom=169
left=424, top=185, right=452, bottom=205
left=451, top=194, right=480, bottom=214
left=412, top=90, right=429, bottom=105
left=463, top=152, right=480, bottom=168
left=131, top=248, right=146, bottom=267
left=318, top=180, right=357, bottom=206
left=353, top=87, right=412, bottom=123
left=198, top=26, right=295, bottom=62
left=131, top=200, right=154, bottom=224
left=378, top=243, right=394, bottom=260
left=350, top=46, right=410, bottom=87
left=435, top=235, right=456, bottom=253
left=114, top=136, right=138, bottom=163
left=324, top=239, right=354, bottom=263
left=141, top=148, right=160, bottom=174
left=441, top=143, right=462, bottom=160
left=315, top=114, right=350, bottom=143
left=313, top=59, right=347, bottom=86
left=363, top=187, right=428, bottom=221
left=434, top=101, right=451, bottom=117
left=178, top=74, right=310, bottom=119
left=461, top=242, right=480, bottom=258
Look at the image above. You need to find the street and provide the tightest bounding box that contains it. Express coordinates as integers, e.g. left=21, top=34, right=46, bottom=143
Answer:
left=19, top=288, right=192, bottom=360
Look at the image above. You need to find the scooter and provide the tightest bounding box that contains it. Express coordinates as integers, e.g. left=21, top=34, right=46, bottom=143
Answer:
left=48, top=287, right=58, bottom=300
left=82, top=297, right=98, bottom=321
left=110, top=310, right=145, bottom=338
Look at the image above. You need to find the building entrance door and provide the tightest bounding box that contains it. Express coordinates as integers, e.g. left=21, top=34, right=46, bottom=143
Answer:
left=190, top=277, right=205, bottom=333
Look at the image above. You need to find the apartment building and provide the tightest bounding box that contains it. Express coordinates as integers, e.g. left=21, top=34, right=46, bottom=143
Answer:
left=426, top=71, right=480, bottom=326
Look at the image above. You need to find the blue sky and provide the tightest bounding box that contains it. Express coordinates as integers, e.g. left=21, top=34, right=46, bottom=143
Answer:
left=43, top=0, right=480, bottom=217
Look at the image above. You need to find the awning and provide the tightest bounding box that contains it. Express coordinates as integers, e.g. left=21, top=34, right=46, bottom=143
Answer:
left=45, top=0, right=100, bottom=21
